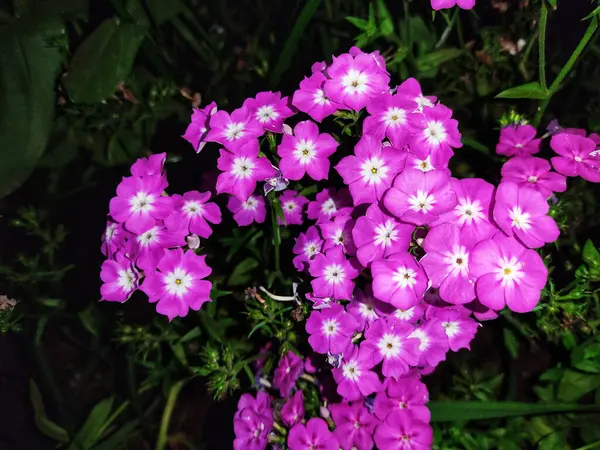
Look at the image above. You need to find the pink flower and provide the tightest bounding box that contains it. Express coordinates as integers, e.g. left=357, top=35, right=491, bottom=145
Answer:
left=396, top=78, right=436, bottom=111
left=234, top=405, right=272, bottom=450
left=235, top=392, right=273, bottom=422
left=292, top=226, right=323, bottom=271
left=319, top=214, right=357, bottom=255
left=335, top=135, right=405, bottom=205
left=100, top=253, right=139, bottom=302
left=496, top=124, right=541, bottom=157
left=392, top=302, right=425, bottom=324
left=384, top=169, right=457, bottom=226
left=352, top=203, right=414, bottom=268
left=109, top=175, right=172, bottom=232
left=205, top=106, right=264, bottom=150
left=399, top=152, right=451, bottom=175
left=281, top=391, right=305, bottom=427
left=309, top=246, right=359, bottom=300
left=130, top=152, right=166, bottom=176
left=420, top=224, right=476, bottom=305
left=372, top=253, right=428, bottom=310
left=363, top=93, right=417, bottom=147
left=433, top=308, right=479, bottom=352
left=470, top=234, right=548, bottom=313
left=182, top=102, right=217, bottom=152
left=165, top=191, right=222, bottom=238
left=279, top=190, right=309, bottom=225
left=140, top=248, right=212, bottom=320
left=273, top=351, right=303, bottom=398
left=346, top=285, right=392, bottom=330
left=550, top=133, right=600, bottom=182
left=501, top=157, right=567, bottom=198
left=216, top=140, right=276, bottom=200
left=228, top=195, right=266, bottom=226
left=363, top=317, right=421, bottom=378
left=307, top=188, right=353, bottom=223
left=242, top=91, right=294, bottom=133
left=374, top=411, right=433, bottom=450
left=331, top=402, right=380, bottom=450
left=101, top=221, right=128, bottom=258
left=409, top=104, right=462, bottom=165
left=324, top=52, right=390, bottom=111
left=373, top=375, right=430, bottom=423
left=288, top=418, right=339, bottom=450
left=409, top=318, right=449, bottom=368
left=434, top=178, right=497, bottom=247
left=277, top=121, right=339, bottom=181
left=292, top=71, right=343, bottom=122
left=306, top=303, right=358, bottom=354
left=493, top=182, right=560, bottom=248
left=126, top=223, right=187, bottom=271
left=333, top=345, right=382, bottom=401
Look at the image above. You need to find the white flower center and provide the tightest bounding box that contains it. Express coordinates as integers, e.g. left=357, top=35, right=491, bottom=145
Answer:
left=283, top=201, right=297, bottom=212
left=130, top=192, right=155, bottom=214
left=373, top=220, right=399, bottom=248
left=342, top=360, right=362, bottom=381
left=322, top=318, right=339, bottom=337
left=242, top=197, right=259, bottom=211
left=395, top=307, right=415, bottom=321
left=443, top=245, right=470, bottom=277
left=424, top=121, right=447, bottom=145
left=377, top=333, right=403, bottom=358
left=408, top=190, right=436, bottom=213
left=105, top=223, right=117, bottom=241
left=414, top=156, right=434, bottom=172
left=324, top=264, right=345, bottom=284
left=455, top=198, right=485, bottom=226
left=495, top=256, right=525, bottom=288
left=117, top=269, right=136, bottom=291
left=574, top=155, right=583, bottom=162
left=414, top=95, right=434, bottom=110
left=333, top=229, right=345, bottom=246
left=442, top=321, right=460, bottom=338
left=527, top=175, right=538, bottom=184
left=225, top=122, right=245, bottom=140
left=313, top=89, right=330, bottom=106
left=358, top=302, right=378, bottom=320
left=137, top=227, right=160, bottom=247
left=383, top=107, right=406, bottom=127
left=341, top=69, right=369, bottom=95
left=304, top=241, right=319, bottom=258
left=409, top=328, right=429, bottom=351
left=509, top=206, right=531, bottom=230
left=231, top=156, right=256, bottom=179
left=164, top=267, right=193, bottom=296
left=183, top=201, right=204, bottom=216
left=392, top=266, right=417, bottom=289
left=293, top=139, right=316, bottom=165
left=321, top=198, right=337, bottom=216
left=360, top=157, right=388, bottom=184
left=256, top=105, right=278, bottom=123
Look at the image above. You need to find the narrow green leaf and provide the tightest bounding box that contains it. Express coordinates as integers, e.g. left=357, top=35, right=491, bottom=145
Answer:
left=345, top=16, right=368, bottom=30
left=145, top=0, right=184, bottom=24
left=179, top=327, right=202, bottom=343
left=583, top=239, right=600, bottom=267
left=503, top=328, right=520, bottom=359
left=496, top=82, right=548, bottom=100
left=558, top=369, right=600, bottom=402
left=228, top=257, right=260, bottom=286
left=546, top=0, right=557, bottom=10
left=584, top=5, right=600, bottom=20
left=78, top=303, right=99, bottom=337
left=377, top=0, right=394, bottom=36
left=69, top=397, right=115, bottom=450
left=416, top=48, right=461, bottom=71
left=29, top=380, right=70, bottom=443
left=92, top=420, right=139, bottom=450
left=270, top=0, right=321, bottom=85
left=461, top=136, right=490, bottom=155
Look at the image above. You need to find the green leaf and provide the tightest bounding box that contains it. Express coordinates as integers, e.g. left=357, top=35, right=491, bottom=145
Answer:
left=92, top=420, right=139, bottom=450
left=228, top=257, right=259, bottom=286
left=270, top=0, right=321, bottom=85
left=145, top=0, right=184, bottom=24
left=78, top=303, right=99, bottom=337
left=558, top=369, right=600, bottom=402
left=461, top=137, right=490, bottom=155
left=29, top=380, right=70, bottom=443
left=179, top=327, right=202, bottom=343
left=409, top=16, right=434, bottom=54
left=584, top=5, right=600, bottom=20
left=583, top=239, right=600, bottom=267
left=346, top=16, right=368, bottom=30
left=0, top=10, right=63, bottom=197
left=546, top=0, right=557, bottom=10
left=503, top=328, right=519, bottom=359
left=495, top=82, right=548, bottom=100
left=416, top=48, right=462, bottom=72
left=377, top=0, right=394, bottom=36
left=429, top=401, right=600, bottom=422
left=63, top=17, right=147, bottom=103
left=539, top=431, right=566, bottom=450
left=69, top=397, right=115, bottom=450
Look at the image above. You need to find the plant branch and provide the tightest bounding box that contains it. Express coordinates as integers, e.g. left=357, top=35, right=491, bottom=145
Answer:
left=156, top=379, right=185, bottom=450
left=538, top=2, right=548, bottom=92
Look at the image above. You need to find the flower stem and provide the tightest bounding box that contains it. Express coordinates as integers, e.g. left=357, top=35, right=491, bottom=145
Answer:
left=538, top=2, right=548, bottom=92
left=259, top=286, right=296, bottom=302
left=156, top=379, right=185, bottom=450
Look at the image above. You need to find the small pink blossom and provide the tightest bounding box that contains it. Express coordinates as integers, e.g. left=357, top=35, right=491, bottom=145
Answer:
left=309, top=246, right=359, bottom=300
left=363, top=93, right=417, bottom=147
left=392, top=302, right=426, bottom=324
left=396, top=78, right=436, bottom=111
left=242, top=91, right=294, bottom=133
left=332, top=346, right=382, bottom=401
left=433, top=308, right=479, bottom=352
left=306, top=303, right=358, bottom=354
left=279, top=190, right=309, bottom=225
left=331, top=401, right=380, bottom=450
left=550, top=133, right=600, bottom=182
left=273, top=351, right=303, bottom=397
left=100, top=253, right=139, bottom=302
left=292, top=226, right=323, bottom=271
left=227, top=195, right=266, bottom=226
left=101, top=220, right=128, bottom=258
left=346, top=285, right=392, bottom=330
left=292, top=71, right=343, bottom=122
left=307, top=188, right=353, bottom=223
left=319, top=214, right=357, bottom=255
left=501, top=157, right=567, bottom=198
left=496, top=124, right=541, bottom=157
left=372, top=253, right=428, bottom=310
left=165, top=191, right=222, bottom=238
left=281, top=391, right=305, bottom=427
left=288, top=418, right=339, bottom=450
left=373, top=375, right=430, bottom=423
left=374, top=411, right=433, bottom=450
left=409, top=104, right=462, bottom=165
left=205, top=106, right=264, bottom=150
left=182, top=102, right=217, bottom=152
left=126, top=223, right=187, bottom=271
left=409, top=318, right=449, bottom=368
left=130, top=152, right=166, bottom=177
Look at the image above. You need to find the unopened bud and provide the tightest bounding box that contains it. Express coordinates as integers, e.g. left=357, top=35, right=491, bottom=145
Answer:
left=186, top=234, right=200, bottom=249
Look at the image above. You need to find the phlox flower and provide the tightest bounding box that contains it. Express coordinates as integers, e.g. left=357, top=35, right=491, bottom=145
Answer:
left=331, top=402, right=380, bottom=450
left=352, top=203, right=414, bottom=268
left=493, top=182, right=560, bottom=248
left=277, top=120, right=339, bottom=181
left=434, top=177, right=497, bottom=247
left=227, top=194, right=266, bottom=226
left=399, top=152, right=451, bottom=175
left=288, top=418, right=339, bottom=450
left=409, top=104, right=462, bottom=165
left=307, top=188, right=353, bottom=223
left=235, top=392, right=273, bottom=422
left=409, top=318, right=449, bottom=368
left=363, top=317, right=421, bottom=378
left=420, top=223, right=476, bottom=305
left=292, top=71, right=343, bottom=122
left=216, top=140, right=276, bottom=200
left=100, top=253, right=139, bottom=302
left=242, top=91, right=294, bottom=133
left=392, top=302, right=426, bottom=324
left=273, top=351, right=303, bottom=398
left=279, top=190, right=309, bottom=225
left=374, top=411, right=433, bottom=450
left=292, top=226, right=323, bottom=271
left=205, top=106, right=264, bottom=150
left=496, top=124, right=541, bottom=157
left=130, top=152, right=166, bottom=177
left=373, top=375, right=430, bottom=423
left=306, top=303, right=358, bottom=354
left=281, top=391, right=305, bottom=427
left=396, top=77, right=436, bottom=112
left=332, top=346, right=382, bottom=401
left=349, top=46, right=387, bottom=71
left=109, top=175, right=172, bottom=232
left=550, top=133, right=600, bottom=182
left=233, top=410, right=270, bottom=450
left=324, top=52, right=390, bottom=111
left=433, top=308, right=479, bottom=352
left=140, top=248, right=212, bottom=320
left=309, top=246, right=359, bottom=300
left=319, top=214, right=357, bottom=255
left=306, top=294, right=333, bottom=310
left=363, top=93, right=417, bottom=147
left=346, top=285, right=392, bottom=330
left=101, top=220, right=128, bottom=258
left=335, top=135, right=406, bottom=205
left=372, top=253, right=428, bottom=310
left=384, top=168, right=457, bottom=226
left=470, top=234, right=548, bottom=313
left=182, top=102, right=217, bottom=152
left=126, top=223, right=187, bottom=271
left=431, top=0, right=475, bottom=10
left=501, top=157, right=567, bottom=198
left=165, top=191, right=222, bottom=238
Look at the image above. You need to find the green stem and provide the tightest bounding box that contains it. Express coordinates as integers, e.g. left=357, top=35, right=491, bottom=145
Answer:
left=538, top=2, right=548, bottom=92
left=576, top=440, right=600, bottom=450
left=156, top=379, right=185, bottom=450
left=534, top=16, right=598, bottom=127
